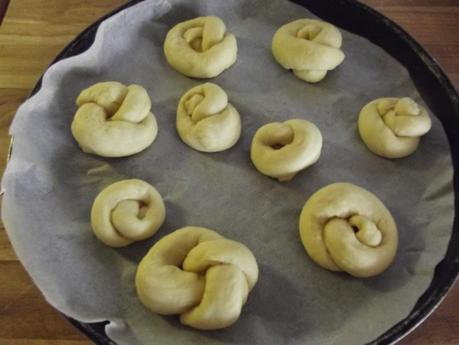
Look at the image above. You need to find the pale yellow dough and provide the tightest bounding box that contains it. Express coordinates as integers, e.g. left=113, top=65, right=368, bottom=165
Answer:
left=164, top=16, right=237, bottom=78
left=299, top=183, right=398, bottom=278
left=91, top=179, right=165, bottom=248
left=272, top=19, right=345, bottom=83
left=358, top=97, right=432, bottom=158
left=71, top=82, right=158, bottom=157
left=251, top=119, right=322, bottom=181
left=135, top=226, right=258, bottom=330
left=176, top=82, right=241, bottom=152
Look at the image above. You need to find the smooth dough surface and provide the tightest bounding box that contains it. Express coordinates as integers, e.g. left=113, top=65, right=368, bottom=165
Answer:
left=176, top=82, right=241, bottom=152
left=251, top=119, right=322, bottom=181
left=135, top=226, right=258, bottom=330
left=71, top=81, right=158, bottom=157
left=272, top=19, right=345, bottom=83
left=164, top=16, right=237, bottom=78
left=299, top=183, right=398, bottom=278
left=91, top=179, right=165, bottom=247
left=358, top=97, right=432, bottom=158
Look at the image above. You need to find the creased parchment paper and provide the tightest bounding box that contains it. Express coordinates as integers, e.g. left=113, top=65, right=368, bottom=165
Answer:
left=1, top=0, right=454, bottom=344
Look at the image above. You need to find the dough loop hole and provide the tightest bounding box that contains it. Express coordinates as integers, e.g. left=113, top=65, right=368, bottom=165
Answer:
left=297, top=24, right=321, bottom=40
left=184, top=26, right=204, bottom=52
left=270, top=143, right=286, bottom=150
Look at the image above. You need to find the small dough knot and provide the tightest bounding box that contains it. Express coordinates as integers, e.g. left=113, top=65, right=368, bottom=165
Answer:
left=90, top=179, right=166, bottom=247
left=299, top=183, right=398, bottom=277
left=272, top=19, right=345, bottom=83
left=71, top=82, right=158, bottom=157
left=358, top=97, right=432, bottom=158
left=135, top=227, right=259, bottom=330
left=176, top=82, right=241, bottom=152
left=251, top=119, right=322, bottom=182
left=164, top=16, right=237, bottom=78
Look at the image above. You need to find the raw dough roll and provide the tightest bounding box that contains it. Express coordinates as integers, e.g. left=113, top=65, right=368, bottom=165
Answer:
left=358, top=97, right=432, bottom=158
left=299, top=183, right=398, bottom=278
left=91, top=179, right=166, bottom=248
left=251, top=119, right=322, bottom=182
left=272, top=19, right=345, bottom=83
left=71, top=82, right=158, bottom=157
left=135, top=226, right=258, bottom=330
left=164, top=16, right=237, bottom=78
left=176, top=82, right=241, bottom=152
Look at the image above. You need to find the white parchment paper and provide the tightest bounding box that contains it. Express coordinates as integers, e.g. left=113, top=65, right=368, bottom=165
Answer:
left=1, top=0, right=454, bottom=344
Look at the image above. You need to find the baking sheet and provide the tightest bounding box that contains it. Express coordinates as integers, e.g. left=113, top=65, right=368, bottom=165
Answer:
left=1, top=0, right=454, bottom=344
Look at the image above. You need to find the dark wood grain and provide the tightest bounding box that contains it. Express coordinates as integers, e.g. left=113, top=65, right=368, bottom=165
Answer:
left=365, top=0, right=459, bottom=87
left=0, top=0, right=457, bottom=344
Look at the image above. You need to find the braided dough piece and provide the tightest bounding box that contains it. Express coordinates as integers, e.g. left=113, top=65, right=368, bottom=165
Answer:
left=251, top=119, right=322, bottom=182
left=164, top=16, right=237, bottom=78
left=135, top=226, right=258, bottom=330
left=91, top=179, right=166, bottom=248
left=71, top=82, right=158, bottom=157
left=272, top=19, right=345, bottom=83
left=358, top=97, right=432, bottom=158
left=176, top=82, right=241, bottom=152
left=299, top=183, right=398, bottom=278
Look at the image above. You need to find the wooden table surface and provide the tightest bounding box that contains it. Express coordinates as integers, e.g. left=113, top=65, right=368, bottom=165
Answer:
left=0, top=1, right=458, bottom=344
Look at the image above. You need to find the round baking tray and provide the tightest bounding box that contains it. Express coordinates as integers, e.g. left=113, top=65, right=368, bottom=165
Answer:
left=14, top=0, right=459, bottom=344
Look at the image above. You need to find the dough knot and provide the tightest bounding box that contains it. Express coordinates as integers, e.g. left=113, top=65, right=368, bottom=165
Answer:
left=90, top=179, right=165, bottom=247
left=135, top=226, right=258, bottom=330
left=71, top=82, right=158, bottom=157
left=272, top=19, right=345, bottom=82
left=251, top=119, right=322, bottom=181
left=299, top=183, right=398, bottom=277
left=358, top=97, right=432, bottom=158
left=176, top=82, right=241, bottom=152
left=164, top=16, right=237, bottom=78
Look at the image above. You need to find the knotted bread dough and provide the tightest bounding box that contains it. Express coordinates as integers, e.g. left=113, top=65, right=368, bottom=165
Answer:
left=135, top=226, right=258, bottom=330
left=164, top=16, right=237, bottom=78
left=176, top=82, right=241, bottom=152
left=299, top=183, right=398, bottom=278
left=91, top=179, right=165, bottom=248
left=251, top=119, right=322, bottom=181
left=358, top=97, right=432, bottom=158
left=71, top=82, right=158, bottom=157
left=272, top=19, right=345, bottom=83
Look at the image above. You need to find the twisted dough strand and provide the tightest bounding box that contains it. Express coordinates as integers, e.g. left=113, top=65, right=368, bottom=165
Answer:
left=299, top=183, right=398, bottom=278
left=164, top=16, right=237, bottom=78
left=358, top=97, right=432, bottom=158
left=251, top=119, right=322, bottom=181
left=176, top=82, right=241, bottom=152
left=135, top=226, right=258, bottom=330
left=90, top=179, right=166, bottom=247
left=71, top=82, right=158, bottom=157
left=272, top=19, right=345, bottom=83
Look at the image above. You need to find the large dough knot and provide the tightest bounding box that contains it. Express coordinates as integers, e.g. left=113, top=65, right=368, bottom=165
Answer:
left=91, top=179, right=165, bottom=248
left=164, top=16, right=237, bottom=78
left=251, top=119, right=322, bottom=182
left=176, top=82, right=241, bottom=152
left=71, top=82, right=158, bottom=157
left=272, top=19, right=345, bottom=83
left=135, top=226, right=258, bottom=330
left=358, top=97, right=432, bottom=158
left=299, top=183, right=398, bottom=278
